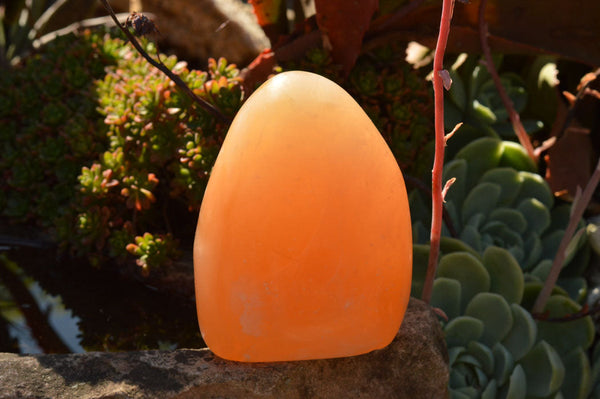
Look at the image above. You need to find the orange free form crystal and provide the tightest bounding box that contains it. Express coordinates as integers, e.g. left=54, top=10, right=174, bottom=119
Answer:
left=194, top=71, right=412, bottom=362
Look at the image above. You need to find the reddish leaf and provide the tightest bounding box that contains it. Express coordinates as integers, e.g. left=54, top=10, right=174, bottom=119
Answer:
left=314, top=0, right=379, bottom=76
left=240, top=49, right=278, bottom=94
left=249, top=0, right=287, bottom=44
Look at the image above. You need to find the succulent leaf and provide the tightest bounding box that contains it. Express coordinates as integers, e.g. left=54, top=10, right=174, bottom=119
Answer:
left=431, top=277, right=462, bottom=320
left=482, top=247, right=524, bottom=304
left=445, top=316, right=485, bottom=348
left=493, top=342, right=515, bottom=386
left=519, top=340, right=565, bottom=397
left=536, top=296, right=594, bottom=356
left=561, top=347, right=592, bottom=399
left=438, top=252, right=491, bottom=312
left=465, top=293, right=513, bottom=347
left=501, top=304, right=537, bottom=361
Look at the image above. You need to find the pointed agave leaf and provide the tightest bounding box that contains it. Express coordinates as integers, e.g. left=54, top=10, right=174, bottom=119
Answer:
left=493, top=342, right=515, bottom=386
left=561, top=347, right=592, bottom=399
left=482, top=246, right=524, bottom=304
left=519, top=340, right=565, bottom=398
left=536, top=295, right=595, bottom=356
left=445, top=316, right=485, bottom=348
left=479, top=168, right=522, bottom=206
left=501, top=304, right=537, bottom=361
left=465, top=293, right=513, bottom=347
left=431, top=277, right=462, bottom=320
left=438, top=252, right=491, bottom=312
left=461, top=182, right=502, bottom=225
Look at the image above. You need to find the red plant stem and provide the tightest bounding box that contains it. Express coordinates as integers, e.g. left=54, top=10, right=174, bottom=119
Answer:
left=532, top=157, right=600, bottom=314
left=421, top=0, right=456, bottom=304
left=478, top=0, right=536, bottom=162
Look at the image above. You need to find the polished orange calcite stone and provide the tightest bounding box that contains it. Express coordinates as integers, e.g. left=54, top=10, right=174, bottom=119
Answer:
left=194, top=71, right=412, bottom=362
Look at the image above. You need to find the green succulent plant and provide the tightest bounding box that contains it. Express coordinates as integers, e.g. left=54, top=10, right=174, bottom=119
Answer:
left=410, top=137, right=591, bottom=303
left=443, top=54, right=557, bottom=159
left=0, top=26, right=243, bottom=272
left=412, top=244, right=595, bottom=399
left=0, top=27, right=122, bottom=227
left=59, top=38, right=242, bottom=271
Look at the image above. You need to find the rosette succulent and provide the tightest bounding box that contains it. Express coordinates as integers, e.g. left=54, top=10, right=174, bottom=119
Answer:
left=412, top=244, right=595, bottom=399
left=410, top=137, right=590, bottom=302
left=443, top=54, right=557, bottom=159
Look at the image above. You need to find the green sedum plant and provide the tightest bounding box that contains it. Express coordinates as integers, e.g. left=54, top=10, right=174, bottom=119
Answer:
left=0, top=27, right=243, bottom=272
left=0, top=28, right=122, bottom=226
left=412, top=244, right=595, bottom=399
left=410, top=137, right=591, bottom=303
left=59, top=45, right=243, bottom=270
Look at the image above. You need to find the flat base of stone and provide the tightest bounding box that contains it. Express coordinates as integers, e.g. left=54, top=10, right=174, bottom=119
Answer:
left=0, top=298, right=448, bottom=399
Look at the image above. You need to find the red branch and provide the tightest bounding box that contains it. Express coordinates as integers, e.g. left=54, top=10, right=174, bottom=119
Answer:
left=421, top=0, right=456, bottom=304
left=478, top=0, right=536, bottom=162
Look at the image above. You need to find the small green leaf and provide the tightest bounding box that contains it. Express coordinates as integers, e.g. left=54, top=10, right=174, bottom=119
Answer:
left=467, top=340, right=494, bottom=375
left=431, top=277, right=462, bottom=320
left=498, top=142, right=537, bottom=173
left=501, top=364, right=526, bottom=399
left=445, top=316, right=485, bottom=348
left=517, top=198, right=551, bottom=236
left=515, top=172, right=554, bottom=209
left=455, top=138, right=504, bottom=185
left=519, top=340, right=565, bottom=398
left=488, top=208, right=527, bottom=234
left=438, top=252, right=491, bottom=312
left=501, top=304, right=537, bottom=361
left=461, top=182, right=502, bottom=225
left=465, top=293, right=513, bottom=347
left=493, top=342, right=515, bottom=386
left=482, top=246, right=524, bottom=304
left=479, top=168, right=521, bottom=206
left=481, top=380, right=497, bottom=399
left=536, top=295, right=595, bottom=355
left=561, top=347, right=592, bottom=399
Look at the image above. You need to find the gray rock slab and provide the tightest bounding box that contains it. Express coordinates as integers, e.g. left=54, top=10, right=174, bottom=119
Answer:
left=0, top=298, right=448, bottom=398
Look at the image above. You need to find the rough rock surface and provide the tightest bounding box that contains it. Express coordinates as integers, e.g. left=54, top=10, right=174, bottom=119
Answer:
left=110, top=0, right=269, bottom=66
left=0, top=298, right=448, bottom=399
